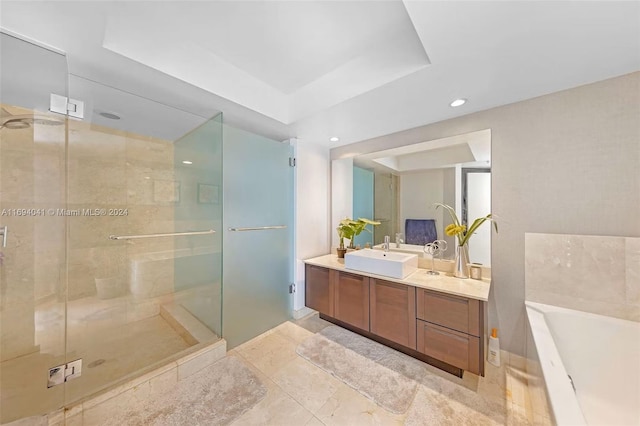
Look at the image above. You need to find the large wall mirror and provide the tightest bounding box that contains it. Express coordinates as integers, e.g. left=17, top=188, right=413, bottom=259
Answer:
left=332, top=129, right=492, bottom=266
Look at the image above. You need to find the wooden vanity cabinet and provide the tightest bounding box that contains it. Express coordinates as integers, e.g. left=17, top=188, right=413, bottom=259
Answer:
left=369, top=278, right=416, bottom=350
left=334, top=271, right=370, bottom=331
left=304, top=263, right=485, bottom=376
left=305, top=264, right=335, bottom=316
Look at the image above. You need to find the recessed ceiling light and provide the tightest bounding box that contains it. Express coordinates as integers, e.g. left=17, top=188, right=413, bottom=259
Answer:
left=99, top=111, right=121, bottom=120
left=182, top=160, right=193, bottom=165
left=330, top=137, right=340, bottom=142
left=450, top=99, right=467, bottom=107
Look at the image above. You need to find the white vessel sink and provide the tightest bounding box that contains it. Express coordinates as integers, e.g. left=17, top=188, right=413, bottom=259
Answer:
left=373, top=243, right=427, bottom=258
left=344, top=248, right=418, bottom=279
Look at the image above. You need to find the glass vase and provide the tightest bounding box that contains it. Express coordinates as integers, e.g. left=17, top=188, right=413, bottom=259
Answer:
left=453, top=245, right=470, bottom=279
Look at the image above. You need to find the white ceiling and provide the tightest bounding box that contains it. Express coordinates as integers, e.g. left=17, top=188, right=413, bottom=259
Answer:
left=102, top=1, right=429, bottom=123
left=0, top=1, right=638, bottom=147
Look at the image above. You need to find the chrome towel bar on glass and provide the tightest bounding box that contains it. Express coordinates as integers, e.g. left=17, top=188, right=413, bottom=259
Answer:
left=109, top=229, right=215, bottom=240
left=228, top=225, right=287, bottom=232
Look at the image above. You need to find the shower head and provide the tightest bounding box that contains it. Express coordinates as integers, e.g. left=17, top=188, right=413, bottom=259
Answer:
left=2, top=118, right=31, bottom=129
left=0, top=107, right=64, bottom=130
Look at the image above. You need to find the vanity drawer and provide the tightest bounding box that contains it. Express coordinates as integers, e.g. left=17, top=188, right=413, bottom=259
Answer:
left=416, top=320, right=480, bottom=373
left=416, top=289, right=480, bottom=336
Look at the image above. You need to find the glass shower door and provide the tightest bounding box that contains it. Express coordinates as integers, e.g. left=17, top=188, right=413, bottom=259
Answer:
left=1, top=30, right=224, bottom=423
left=0, top=32, right=68, bottom=423
left=63, top=75, right=222, bottom=404
left=222, top=126, right=293, bottom=348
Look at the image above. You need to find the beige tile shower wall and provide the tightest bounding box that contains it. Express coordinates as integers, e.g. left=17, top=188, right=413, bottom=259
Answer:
left=525, top=233, right=640, bottom=321
left=66, top=121, right=175, bottom=301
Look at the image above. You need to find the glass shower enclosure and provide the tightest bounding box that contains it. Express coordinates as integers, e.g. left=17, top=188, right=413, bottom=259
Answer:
left=0, top=32, right=223, bottom=423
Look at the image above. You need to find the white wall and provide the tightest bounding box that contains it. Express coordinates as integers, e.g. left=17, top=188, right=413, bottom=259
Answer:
left=293, top=139, right=330, bottom=312
left=399, top=170, right=444, bottom=242
left=330, top=72, right=640, bottom=355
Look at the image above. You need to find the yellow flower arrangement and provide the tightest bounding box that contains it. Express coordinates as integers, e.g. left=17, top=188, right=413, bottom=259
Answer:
left=436, top=203, right=497, bottom=246
left=445, top=223, right=466, bottom=237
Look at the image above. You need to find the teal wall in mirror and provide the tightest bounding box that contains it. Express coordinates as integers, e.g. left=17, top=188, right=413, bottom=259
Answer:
left=353, top=166, right=374, bottom=247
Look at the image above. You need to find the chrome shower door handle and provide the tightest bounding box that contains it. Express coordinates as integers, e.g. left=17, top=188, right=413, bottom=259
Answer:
left=228, top=225, right=287, bottom=232
left=0, top=226, right=7, bottom=248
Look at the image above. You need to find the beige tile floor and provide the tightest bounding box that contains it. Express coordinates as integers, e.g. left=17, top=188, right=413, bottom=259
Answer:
left=5, top=313, right=551, bottom=425
left=226, top=314, right=549, bottom=426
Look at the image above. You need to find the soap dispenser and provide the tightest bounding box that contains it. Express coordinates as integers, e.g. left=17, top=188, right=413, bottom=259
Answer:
left=488, top=328, right=501, bottom=367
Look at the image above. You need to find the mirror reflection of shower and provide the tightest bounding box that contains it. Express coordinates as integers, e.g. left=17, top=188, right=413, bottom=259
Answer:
left=346, top=128, right=492, bottom=264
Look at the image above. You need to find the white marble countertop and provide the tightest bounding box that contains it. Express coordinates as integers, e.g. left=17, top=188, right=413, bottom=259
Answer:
left=304, top=254, right=491, bottom=302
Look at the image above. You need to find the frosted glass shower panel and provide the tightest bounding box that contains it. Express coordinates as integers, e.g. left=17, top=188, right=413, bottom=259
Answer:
left=353, top=166, right=374, bottom=248
left=173, top=113, right=223, bottom=337
left=0, top=32, right=68, bottom=424
left=223, top=126, right=293, bottom=348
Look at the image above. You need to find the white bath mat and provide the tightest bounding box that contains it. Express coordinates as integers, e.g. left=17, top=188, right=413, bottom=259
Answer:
left=105, top=356, right=266, bottom=425
left=296, top=325, right=423, bottom=414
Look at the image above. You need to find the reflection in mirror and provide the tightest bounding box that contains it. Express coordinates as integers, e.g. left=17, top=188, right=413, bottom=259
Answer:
left=352, top=166, right=375, bottom=248
left=463, top=168, right=491, bottom=265
left=336, top=129, right=491, bottom=266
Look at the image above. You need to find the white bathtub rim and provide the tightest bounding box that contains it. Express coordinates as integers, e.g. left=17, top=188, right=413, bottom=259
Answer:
left=526, top=300, right=639, bottom=326
left=525, top=301, right=587, bottom=426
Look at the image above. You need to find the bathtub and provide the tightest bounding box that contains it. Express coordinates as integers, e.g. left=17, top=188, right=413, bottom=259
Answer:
left=525, top=301, right=640, bottom=425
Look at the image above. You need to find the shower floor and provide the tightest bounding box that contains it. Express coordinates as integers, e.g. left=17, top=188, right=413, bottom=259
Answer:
left=1, top=314, right=192, bottom=424
left=0, top=295, right=215, bottom=424
left=64, top=315, right=192, bottom=402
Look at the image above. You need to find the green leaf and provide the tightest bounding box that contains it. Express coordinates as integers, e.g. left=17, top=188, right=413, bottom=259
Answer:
left=336, top=217, right=380, bottom=244
left=459, top=214, right=498, bottom=246
left=358, top=218, right=381, bottom=226
left=434, top=203, right=461, bottom=227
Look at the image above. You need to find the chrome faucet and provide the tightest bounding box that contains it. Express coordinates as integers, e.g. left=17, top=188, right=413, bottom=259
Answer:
left=383, top=235, right=390, bottom=252
left=395, top=232, right=404, bottom=248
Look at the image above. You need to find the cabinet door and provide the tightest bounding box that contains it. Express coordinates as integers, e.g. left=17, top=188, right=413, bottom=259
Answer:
left=335, top=271, right=369, bottom=331
left=370, top=279, right=416, bottom=349
left=416, top=320, right=481, bottom=374
left=305, top=264, right=334, bottom=316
